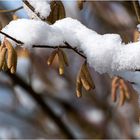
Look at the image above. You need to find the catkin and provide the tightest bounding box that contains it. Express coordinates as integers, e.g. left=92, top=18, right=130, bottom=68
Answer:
left=60, top=49, right=69, bottom=66
left=47, top=1, right=65, bottom=24
left=133, top=30, right=140, bottom=42
left=76, top=71, right=82, bottom=98
left=118, top=85, right=125, bottom=106
left=77, top=0, right=85, bottom=10
left=120, top=79, right=130, bottom=99
left=80, top=70, right=91, bottom=91
left=58, top=49, right=65, bottom=75
left=4, top=38, right=17, bottom=73
left=2, top=57, right=8, bottom=71
left=111, top=83, right=119, bottom=102
left=58, top=1, right=66, bottom=19
left=47, top=50, right=57, bottom=66
left=5, top=39, right=15, bottom=69
left=10, top=49, right=17, bottom=74
left=0, top=47, right=6, bottom=70
left=82, top=63, right=95, bottom=89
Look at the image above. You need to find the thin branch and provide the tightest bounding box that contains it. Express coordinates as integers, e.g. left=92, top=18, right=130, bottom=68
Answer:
left=0, top=6, right=23, bottom=13
left=6, top=72, right=75, bottom=139
left=0, top=31, right=24, bottom=45
left=132, top=0, right=140, bottom=23
left=33, top=43, right=87, bottom=59
left=65, top=42, right=86, bottom=59
left=23, top=0, right=45, bottom=21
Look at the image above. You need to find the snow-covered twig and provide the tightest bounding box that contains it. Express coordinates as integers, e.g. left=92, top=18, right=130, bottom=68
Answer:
left=23, top=0, right=50, bottom=21
left=0, top=31, right=23, bottom=45
left=2, top=18, right=140, bottom=74
left=0, top=31, right=86, bottom=59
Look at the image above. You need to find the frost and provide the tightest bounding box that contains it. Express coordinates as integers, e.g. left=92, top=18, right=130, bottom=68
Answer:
left=1, top=17, right=140, bottom=75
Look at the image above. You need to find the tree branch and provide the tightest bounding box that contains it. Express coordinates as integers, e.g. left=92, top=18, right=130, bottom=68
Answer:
left=0, top=31, right=24, bottom=45
left=33, top=43, right=87, bottom=59
left=0, top=6, right=23, bottom=13
left=22, top=0, right=46, bottom=21
left=6, top=72, right=75, bottom=139
left=132, top=0, right=140, bottom=23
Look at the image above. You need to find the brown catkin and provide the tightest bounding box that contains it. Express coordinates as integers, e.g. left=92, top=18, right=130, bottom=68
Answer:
left=58, top=49, right=65, bottom=75
left=77, top=0, right=85, bottom=10
left=60, top=49, right=69, bottom=66
left=80, top=70, right=91, bottom=91
left=118, top=85, right=125, bottom=106
left=47, top=50, right=57, bottom=66
left=2, top=56, right=8, bottom=71
left=82, top=63, right=95, bottom=89
left=76, top=71, right=82, bottom=98
left=120, top=79, right=130, bottom=99
left=4, top=38, right=17, bottom=73
left=10, top=49, right=17, bottom=74
left=58, top=1, right=66, bottom=19
left=0, top=47, right=6, bottom=70
left=47, top=1, right=65, bottom=24
left=111, top=83, right=119, bottom=102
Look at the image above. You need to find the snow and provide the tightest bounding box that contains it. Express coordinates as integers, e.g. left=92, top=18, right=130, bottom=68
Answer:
left=2, top=17, right=140, bottom=75
left=1, top=19, right=64, bottom=47
left=23, top=0, right=51, bottom=19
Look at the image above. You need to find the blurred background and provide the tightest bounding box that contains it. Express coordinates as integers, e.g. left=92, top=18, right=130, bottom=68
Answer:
left=0, top=0, right=139, bottom=139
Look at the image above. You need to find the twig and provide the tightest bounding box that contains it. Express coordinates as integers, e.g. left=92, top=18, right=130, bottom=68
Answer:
left=6, top=72, right=75, bottom=139
left=33, top=43, right=87, bottom=59
left=22, top=0, right=45, bottom=21
left=0, top=31, right=24, bottom=45
left=0, top=6, right=23, bottom=13
left=132, top=0, right=140, bottom=23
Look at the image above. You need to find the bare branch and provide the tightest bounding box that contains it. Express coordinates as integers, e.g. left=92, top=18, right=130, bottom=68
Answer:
left=7, top=72, right=75, bottom=139
left=33, top=43, right=87, bottom=59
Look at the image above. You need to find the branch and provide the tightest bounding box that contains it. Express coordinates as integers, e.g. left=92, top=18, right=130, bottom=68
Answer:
left=33, top=43, right=87, bottom=59
left=6, top=72, right=75, bottom=139
left=132, top=0, right=140, bottom=23
left=0, top=31, right=24, bottom=45
left=0, top=6, right=23, bottom=13
left=22, top=0, right=45, bottom=21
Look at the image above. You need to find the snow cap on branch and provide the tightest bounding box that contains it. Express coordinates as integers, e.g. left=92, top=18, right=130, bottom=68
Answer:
left=1, top=18, right=140, bottom=74
left=23, top=0, right=51, bottom=19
